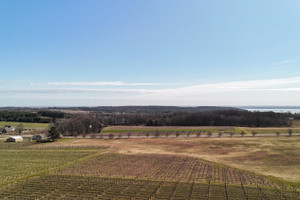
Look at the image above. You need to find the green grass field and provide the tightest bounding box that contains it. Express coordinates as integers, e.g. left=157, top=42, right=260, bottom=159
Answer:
left=0, top=141, right=100, bottom=187
left=101, top=125, right=300, bottom=136
left=0, top=121, right=49, bottom=129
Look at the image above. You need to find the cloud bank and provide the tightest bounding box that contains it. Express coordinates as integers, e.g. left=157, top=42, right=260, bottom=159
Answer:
left=48, top=81, right=174, bottom=86
left=1, top=77, right=300, bottom=106
left=2, top=77, right=300, bottom=94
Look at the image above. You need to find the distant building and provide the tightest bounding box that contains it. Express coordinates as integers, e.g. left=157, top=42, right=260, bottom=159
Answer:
left=32, top=134, right=47, bottom=141
left=4, top=126, right=15, bottom=133
left=115, top=118, right=126, bottom=125
left=6, top=136, right=23, bottom=142
left=32, top=134, right=48, bottom=141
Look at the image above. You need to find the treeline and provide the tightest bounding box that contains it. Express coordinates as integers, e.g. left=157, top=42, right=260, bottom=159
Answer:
left=101, top=110, right=291, bottom=127
left=53, top=106, right=242, bottom=113
left=294, top=113, right=300, bottom=120
left=57, top=114, right=103, bottom=136
left=0, top=110, right=65, bottom=123
left=37, top=111, right=66, bottom=118
left=0, top=109, right=293, bottom=128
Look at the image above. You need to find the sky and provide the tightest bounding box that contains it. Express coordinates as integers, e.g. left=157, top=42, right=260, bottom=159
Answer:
left=0, top=0, right=300, bottom=107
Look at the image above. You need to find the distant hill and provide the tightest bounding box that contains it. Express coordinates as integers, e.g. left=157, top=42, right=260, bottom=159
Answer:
left=53, top=106, right=243, bottom=113
left=0, top=106, right=243, bottom=114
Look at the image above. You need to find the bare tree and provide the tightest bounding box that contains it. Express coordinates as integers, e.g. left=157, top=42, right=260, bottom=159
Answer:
left=16, top=123, right=24, bottom=135
left=218, top=131, right=223, bottom=138
left=276, top=131, right=280, bottom=137
left=207, top=131, right=212, bottom=138
left=240, top=131, right=246, bottom=137
left=82, top=130, right=86, bottom=138
left=196, top=131, right=202, bottom=138
left=165, top=132, right=169, bottom=138
left=186, top=131, right=190, bottom=138
left=288, top=129, right=292, bottom=137
left=252, top=131, right=257, bottom=137
left=155, top=130, right=160, bottom=138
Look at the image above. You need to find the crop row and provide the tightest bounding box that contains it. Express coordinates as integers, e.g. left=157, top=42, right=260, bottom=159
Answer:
left=0, top=148, right=97, bottom=186
left=0, top=141, right=34, bottom=149
left=0, top=175, right=298, bottom=200
left=59, top=153, right=271, bottom=187
left=89, top=131, right=246, bottom=139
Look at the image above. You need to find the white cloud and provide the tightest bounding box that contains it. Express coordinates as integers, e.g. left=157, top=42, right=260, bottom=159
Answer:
left=3, top=77, right=300, bottom=95
left=48, top=81, right=174, bottom=86
left=173, top=77, right=300, bottom=93
left=1, top=77, right=300, bottom=106
left=0, top=88, right=155, bottom=94
left=133, top=77, right=300, bottom=97
left=266, top=88, right=300, bottom=91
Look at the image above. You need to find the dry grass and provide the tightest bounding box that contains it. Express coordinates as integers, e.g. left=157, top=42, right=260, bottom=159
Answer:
left=293, top=120, right=300, bottom=127
left=48, top=137, right=300, bottom=183
left=237, top=127, right=300, bottom=134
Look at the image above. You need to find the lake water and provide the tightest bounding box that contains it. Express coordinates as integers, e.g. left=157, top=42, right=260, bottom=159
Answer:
left=243, top=108, right=300, bottom=113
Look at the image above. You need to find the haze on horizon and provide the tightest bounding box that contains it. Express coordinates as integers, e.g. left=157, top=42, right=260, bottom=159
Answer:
left=0, top=0, right=300, bottom=107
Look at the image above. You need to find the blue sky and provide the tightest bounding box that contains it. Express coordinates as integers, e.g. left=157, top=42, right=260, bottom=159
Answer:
left=0, top=0, right=300, bottom=106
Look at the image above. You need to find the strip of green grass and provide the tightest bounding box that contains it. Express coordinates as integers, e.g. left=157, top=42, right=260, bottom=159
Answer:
left=237, top=128, right=300, bottom=134
left=0, top=121, right=49, bottom=129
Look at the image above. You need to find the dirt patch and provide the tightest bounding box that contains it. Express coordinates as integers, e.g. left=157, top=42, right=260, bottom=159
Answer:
left=235, top=151, right=269, bottom=162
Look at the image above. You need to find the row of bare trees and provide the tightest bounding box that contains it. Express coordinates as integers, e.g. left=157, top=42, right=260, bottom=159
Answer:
left=86, top=129, right=295, bottom=139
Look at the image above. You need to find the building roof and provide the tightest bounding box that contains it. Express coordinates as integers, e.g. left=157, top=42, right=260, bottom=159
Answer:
left=8, top=136, right=23, bottom=139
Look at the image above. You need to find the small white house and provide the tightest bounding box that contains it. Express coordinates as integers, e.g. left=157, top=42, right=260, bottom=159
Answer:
left=4, top=126, right=15, bottom=133
left=6, top=136, right=23, bottom=142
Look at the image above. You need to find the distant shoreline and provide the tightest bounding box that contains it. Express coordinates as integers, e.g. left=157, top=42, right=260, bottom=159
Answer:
left=240, top=106, right=300, bottom=113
